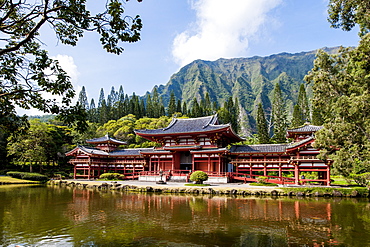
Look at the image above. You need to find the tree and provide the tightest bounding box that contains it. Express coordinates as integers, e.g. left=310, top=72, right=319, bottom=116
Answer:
left=0, top=0, right=142, bottom=131
left=167, top=91, right=177, bottom=116
left=305, top=38, right=370, bottom=177
left=297, top=84, right=310, bottom=123
left=116, top=85, right=125, bottom=118
left=328, top=0, right=370, bottom=35
left=77, top=86, right=89, bottom=110
left=7, top=119, right=73, bottom=172
left=290, top=104, right=304, bottom=128
left=256, top=103, right=270, bottom=144
left=271, top=83, right=287, bottom=143
left=87, top=99, right=98, bottom=123
left=191, top=98, right=202, bottom=117
left=176, top=99, right=182, bottom=114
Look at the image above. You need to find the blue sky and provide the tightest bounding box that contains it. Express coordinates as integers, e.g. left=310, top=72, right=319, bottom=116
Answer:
left=24, top=0, right=360, bottom=114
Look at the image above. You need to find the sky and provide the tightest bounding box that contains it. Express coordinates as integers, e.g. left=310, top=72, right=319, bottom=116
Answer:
left=21, top=0, right=360, bottom=115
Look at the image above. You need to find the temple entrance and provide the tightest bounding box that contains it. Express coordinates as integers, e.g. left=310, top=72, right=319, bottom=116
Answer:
left=180, top=151, right=192, bottom=171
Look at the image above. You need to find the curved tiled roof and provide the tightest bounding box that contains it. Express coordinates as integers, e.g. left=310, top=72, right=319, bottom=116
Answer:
left=86, top=134, right=127, bottom=145
left=78, top=146, right=153, bottom=156
left=287, top=125, right=323, bottom=133
left=229, top=144, right=288, bottom=154
left=135, top=115, right=230, bottom=135
left=287, top=136, right=315, bottom=149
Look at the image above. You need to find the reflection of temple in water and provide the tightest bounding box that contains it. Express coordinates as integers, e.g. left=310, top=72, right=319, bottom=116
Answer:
left=66, top=189, right=336, bottom=244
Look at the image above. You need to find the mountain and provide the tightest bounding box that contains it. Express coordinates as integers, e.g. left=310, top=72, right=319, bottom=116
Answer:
left=151, top=47, right=339, bottom=135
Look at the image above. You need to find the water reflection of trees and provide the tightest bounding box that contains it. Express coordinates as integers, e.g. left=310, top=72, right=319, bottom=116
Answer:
left=1, top=186, right=370, bottom=246
left=65, top=189, right=370, bottom=246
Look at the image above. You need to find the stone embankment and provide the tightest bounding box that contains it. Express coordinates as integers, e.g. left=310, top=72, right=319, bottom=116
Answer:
left=48, top=180, right=370, bottom=197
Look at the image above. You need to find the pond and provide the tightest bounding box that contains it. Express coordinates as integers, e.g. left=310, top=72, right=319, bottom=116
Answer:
left=0, top=185, right=370, bottom=246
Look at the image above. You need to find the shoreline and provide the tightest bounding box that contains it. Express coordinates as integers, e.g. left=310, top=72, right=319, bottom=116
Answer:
left=47, top=179, right=370, bottom=197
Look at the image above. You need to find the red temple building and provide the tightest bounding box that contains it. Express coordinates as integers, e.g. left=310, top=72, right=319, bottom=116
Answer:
left=66, top=115, right=332, bottom=185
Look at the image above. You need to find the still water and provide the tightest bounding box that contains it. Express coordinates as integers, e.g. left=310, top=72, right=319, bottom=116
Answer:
left=1, top=185, right=370, bottom=247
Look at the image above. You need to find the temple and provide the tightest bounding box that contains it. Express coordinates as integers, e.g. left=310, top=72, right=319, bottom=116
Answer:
left=66, top=115, right=332, bottom=185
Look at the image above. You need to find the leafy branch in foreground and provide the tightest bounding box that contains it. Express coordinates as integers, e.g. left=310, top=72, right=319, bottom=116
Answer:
left=0, top=0, right=142, bottom=131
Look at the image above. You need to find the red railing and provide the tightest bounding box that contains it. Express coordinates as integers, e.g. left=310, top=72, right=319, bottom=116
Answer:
left=230, top=172, right=295, bottom=185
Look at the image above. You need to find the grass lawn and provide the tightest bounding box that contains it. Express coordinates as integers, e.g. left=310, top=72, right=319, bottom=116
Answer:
left=331, top=176, right=357, bottom=186
left=0, top=176, right=42, bottom=184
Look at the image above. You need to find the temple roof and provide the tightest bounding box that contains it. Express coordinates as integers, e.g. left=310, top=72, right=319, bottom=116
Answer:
left=67, top=145, right=153, bottom=156
left=229, top=144, right=288, bottom=154
left=287, top=136, right=315, bottom=149
left=287, top=125, right=323, bottom=133
left=135, top=115, right=224, bottom=135
left=86, top=134, right=127, bottom=145
left=135, top=115, right=243, bottom=143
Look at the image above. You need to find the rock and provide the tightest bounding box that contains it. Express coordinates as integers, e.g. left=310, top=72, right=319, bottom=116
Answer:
left=296, top=192, right=305, bottom=197
left=288, top=191, right=295, bottom=196
left=271, top=190, right=279, bottom=196
left=313, top=192, right=323, bottom=197
left=350, top=190, right=359, bottom=197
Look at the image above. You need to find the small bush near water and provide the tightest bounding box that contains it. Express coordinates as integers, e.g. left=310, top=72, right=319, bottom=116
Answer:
left=99, top=173, right=125, bottom=180
left=6, top=171, right=48, bottom=182
left=190, top=171, right=208, bottom=184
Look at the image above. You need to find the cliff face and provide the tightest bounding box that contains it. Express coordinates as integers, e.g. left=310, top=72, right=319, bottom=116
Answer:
left=153, top=48, right=338, bottom=134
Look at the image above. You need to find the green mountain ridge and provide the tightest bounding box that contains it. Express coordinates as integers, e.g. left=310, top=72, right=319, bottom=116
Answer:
left=152, top=47, right=339, bottom=135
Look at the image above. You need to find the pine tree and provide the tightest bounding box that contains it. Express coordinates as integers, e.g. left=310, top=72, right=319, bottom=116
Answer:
left=99, top=98, right=108, bottom=124
left=291, top=104, right=304, bottom=128
left=140, top=98, right=146, bottom=117
left=98, top=88, right=105, bottom=108
left=167, top=91, right=177, bottom=116
left=256, top=103, right=270, bottom=143
left=116, top=86, right=125, bottom=119
left=159, top=97, right=165, bottom=117
left=146, top=94, right=153, bottom=117
left=176, top=99, right=182, bottom=114
left=204, top=92, right=212, bottom=115
left=123, top=94, right=130, bottom=116
left=107, top=86, right=118, bottom=119
left=152, top=87, right=160, bottom=118
left=311, top=104, right=324, bottom=126
left=77, top=86, right=89, bottom=109
left=182, top=101, right=188, bottom=116
left=87, top=98, right=98, bottom=122
left=191, top=98, right=201, bottom=117
left=233, top=97, right=240, bottom=133
left=271, top=83, right=287, bottom=143
left=297, top=84, right=310, bottom=122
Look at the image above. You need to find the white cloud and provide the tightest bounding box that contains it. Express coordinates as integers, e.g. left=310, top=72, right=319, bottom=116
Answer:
left=172, top=0, right=282, bottom=66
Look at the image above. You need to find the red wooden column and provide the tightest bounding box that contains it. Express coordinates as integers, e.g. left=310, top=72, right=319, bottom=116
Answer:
left=326, top=162, right=331, bottom=186
left=218, top=156, right=221, bottom=173
left=207, top=155, right=211, bottom=172
left=278, top=165, right=282, bottom=182
left=294, top=162, right=299, bottom=185
left=73, top=165, right=77, bottom=179
left=278, top=155, right=282, bottom=181
left=88, top=164, right=91, bottom=179
left=263, top=155, right=267, bottom=176
left=192, top=154, right=195, bottom=171
left=171, top=155, right=175, bottom=171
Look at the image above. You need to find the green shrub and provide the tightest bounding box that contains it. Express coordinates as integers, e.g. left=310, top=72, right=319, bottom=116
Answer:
left=350, top=172, right=370, bottom=186
left=99, top=173, right=125, bottom=180
left=256, top=176, right=268, bottom=184
left=6, top=171, right=48, bottom=181
left=190, top=171, right=208, bottom=184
